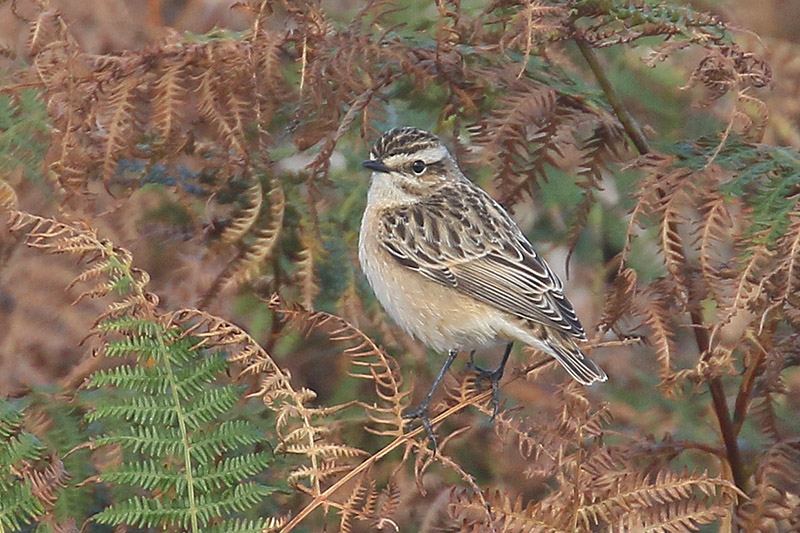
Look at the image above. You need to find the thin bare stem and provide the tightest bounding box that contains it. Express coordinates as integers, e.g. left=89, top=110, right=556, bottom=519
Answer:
left=577, top=39, right=747, bottom=492
left=693, top=308, right=746, bottom=490
left=575, top=39, right=650, bottom=155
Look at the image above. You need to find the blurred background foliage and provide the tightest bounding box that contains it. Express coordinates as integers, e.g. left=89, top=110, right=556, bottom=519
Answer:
left=0, top=0, right=799, bottom=531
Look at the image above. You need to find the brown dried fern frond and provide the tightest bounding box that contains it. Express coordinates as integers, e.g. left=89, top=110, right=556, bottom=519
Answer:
left=488, top=383, right=610, bottom=485
left=337, top=473, right=400, bottom=533
left=203, top=180, right=285, bottom=304
left=658, top=187, right=691, bottom=296
left=449, top=487, right=572, bottom=532
left=737, top=439, right=800, bottom=532
left=470, top=81, right=557, bottom=149
left=565, top=118, right=626, bottom=266
left=577, top=468, right=737, bottom=530
left=295, top=222, right=320, bottom=311
left=268, top=294, right=411, bottom=439
left=597, top=266, right=638, bottom=336
left=760, top=207, right=800, bottom=319
left=306, top=84, right=384, bottom=179
left=26, top=454, right=71, bottom=510
left=20, top=6, right=289, bottom=198
left=100, top=76, right=141, bottom=188
left=0, top=180, right=19, bottom=211
left=686, top=43, right=772, bottom=108
left=635, top=282, right=679, bottom=393
left=616, top=497, right=731, bottom=532
left=5, top=210, right=157, bottom=322
left=694, top=190, right=734, bottom=295
left=710, top=242, right=774, bottom=346
left=219, top=176, right=263, bottom=245
left=151, top=58, right=188, bottom=153
left=492, top=1, right=569, bottom=76
left=167, top=306, right=359, bottom=498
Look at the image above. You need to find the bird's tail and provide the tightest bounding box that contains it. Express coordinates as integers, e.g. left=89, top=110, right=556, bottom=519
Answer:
left=544, top=329, right=607, bottom=385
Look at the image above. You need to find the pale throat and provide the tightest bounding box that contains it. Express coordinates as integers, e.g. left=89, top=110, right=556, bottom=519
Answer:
left=367, top=172, right=423, bottom=206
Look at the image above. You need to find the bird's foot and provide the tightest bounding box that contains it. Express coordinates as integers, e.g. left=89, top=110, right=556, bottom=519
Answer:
left=466, top=362, right=503, bottom=421
left=403, top=402, right=438, bottom=453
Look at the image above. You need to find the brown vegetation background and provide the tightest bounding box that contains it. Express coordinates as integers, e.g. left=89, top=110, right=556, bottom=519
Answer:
left=1, top=0, right=800, bottom=531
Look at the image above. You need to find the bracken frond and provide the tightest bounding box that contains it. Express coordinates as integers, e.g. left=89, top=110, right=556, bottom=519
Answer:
left=694, top=192, right=733, bottom=294
left=637, top=283, right=679, bottom=392
left=659, top=188, right=691, bottom=295
left=617, top=497, right=730, bottom=532
left=101, top=76, right=140, bottom=188
left=219, top=176, right=263, bottom=245
left=578, top=468, right=736, bottom=529
left=151, top=59, right=187, bottom=152
left=0, top=179, right=18, bottom=211
left=24, top=454, right=70, bottom=510
left=737, top=439, right=800, bottom=532
left=710, top=242, right=774, bottom=345
left=295, top=224, right=320, bottom=310
left=565, top=118, right=625, bottom=267
left=450, top=487, right=572, bottom=532
left=203, top=180, right=285, bottom=304
left=268, top=294, right=410, bottom=439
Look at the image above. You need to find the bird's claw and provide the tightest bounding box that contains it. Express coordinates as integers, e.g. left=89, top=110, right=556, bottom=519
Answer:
left=403, top=403, right=438, bottom=453
left=470, top=366, right=503, bottom=421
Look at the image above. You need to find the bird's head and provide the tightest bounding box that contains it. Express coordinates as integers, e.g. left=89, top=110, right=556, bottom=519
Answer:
left=363, top=127, right=460, bottom=194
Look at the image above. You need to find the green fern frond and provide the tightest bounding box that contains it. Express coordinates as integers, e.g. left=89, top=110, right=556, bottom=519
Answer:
left=86, top=329, right=274, bottom=531
left=86, top=314, right=274, bottom=531
left=3, top=210, right=276, bottom=532
left=669, top=136, right=800, bottom=246
left=0, top=484, right=44, bottom=532
left=0, top=401, right=46, bottom=531
left=0, top=90, right=50, bottom=181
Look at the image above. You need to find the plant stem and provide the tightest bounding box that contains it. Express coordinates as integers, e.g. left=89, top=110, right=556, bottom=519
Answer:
left=159, top=326, right=200, bottom=533
left=692, top=308, right=746, bottom=490
left=575, top=39, right=650, bottom=156
left=576, top=40, right=747, bottom=491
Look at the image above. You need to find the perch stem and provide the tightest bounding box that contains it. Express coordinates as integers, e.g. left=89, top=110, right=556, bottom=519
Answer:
left=578, top=40, right=747, bottom=491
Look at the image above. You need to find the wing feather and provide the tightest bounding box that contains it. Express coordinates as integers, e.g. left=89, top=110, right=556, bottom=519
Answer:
left=378, top=181, right=587, bottom=340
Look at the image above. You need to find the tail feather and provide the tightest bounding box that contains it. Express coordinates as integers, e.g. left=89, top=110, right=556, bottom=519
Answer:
left=545, top=332, right=607, bottom=385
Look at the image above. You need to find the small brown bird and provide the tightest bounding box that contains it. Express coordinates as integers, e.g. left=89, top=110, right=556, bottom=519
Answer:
left=358, top=127, right=606, bottom=448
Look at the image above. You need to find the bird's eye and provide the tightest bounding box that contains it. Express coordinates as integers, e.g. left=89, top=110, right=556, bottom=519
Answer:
left=411, top=160, right=426, bottom=174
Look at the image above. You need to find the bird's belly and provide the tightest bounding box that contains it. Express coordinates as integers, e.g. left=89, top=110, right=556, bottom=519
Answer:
left=361, top=248, right=504, bottom=353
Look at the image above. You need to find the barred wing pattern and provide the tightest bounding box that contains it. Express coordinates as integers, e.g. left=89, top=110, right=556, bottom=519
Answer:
left=378, top=180, right=587, bottom=341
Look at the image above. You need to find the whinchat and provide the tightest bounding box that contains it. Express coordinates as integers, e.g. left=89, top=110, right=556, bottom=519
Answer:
left=358, top=127, right=607, bottom=447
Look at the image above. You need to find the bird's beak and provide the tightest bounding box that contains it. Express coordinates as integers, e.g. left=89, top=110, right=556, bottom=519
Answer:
left=362, top=159, right=391, bottom=173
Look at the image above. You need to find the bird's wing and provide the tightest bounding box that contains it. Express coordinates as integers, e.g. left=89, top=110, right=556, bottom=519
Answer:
left=377, top=181, right=587, bottom=340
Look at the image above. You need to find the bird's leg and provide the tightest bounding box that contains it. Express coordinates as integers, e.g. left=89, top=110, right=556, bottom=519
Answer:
left=467, top=349, right=482, bottom=372
left=403, top=349, right=459, bottom=453
left=468, top=342, right=513, bottom=420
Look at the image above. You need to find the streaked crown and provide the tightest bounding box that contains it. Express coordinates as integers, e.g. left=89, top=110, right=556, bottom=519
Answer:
left=363, top=127, right=456, bottom=186
left=369, top=127, right=440, bottom=161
